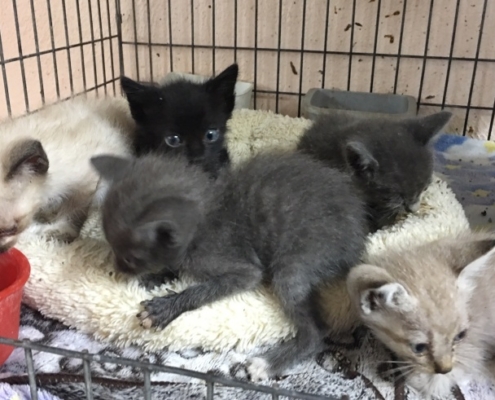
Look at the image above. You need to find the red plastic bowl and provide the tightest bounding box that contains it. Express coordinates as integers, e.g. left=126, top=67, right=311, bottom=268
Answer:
left=0, top=248, right=30, bottom=366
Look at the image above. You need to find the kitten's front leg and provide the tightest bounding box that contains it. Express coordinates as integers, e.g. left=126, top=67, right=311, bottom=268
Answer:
left=34, top=194, right=92, bottom=242
left=138, top=261, right=262, bottom=329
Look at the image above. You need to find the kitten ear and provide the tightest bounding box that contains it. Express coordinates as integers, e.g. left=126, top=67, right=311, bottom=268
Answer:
left=407, top=111, right=452, bottom=146
left=205, top=63, right=238, bottom=113
left=456, top=243, right=495, bottom=294
left=444, top=234, right=495, bottom=274
left=360, top=283, right=415, bottom=315
left=121, top=76, right=162, bottom=122
left=453, top=238, right=495, bottom=293
left=347, top=264, right=415, bottom=315
left=7, top=139, right=49, bottom=179
left=91, top=155, right=131, bottom=182
left=137, top=198, right=201, bottom=247
left=136, top=220, right=178, bottom=247
left=345, top=141, right=378, bottom=179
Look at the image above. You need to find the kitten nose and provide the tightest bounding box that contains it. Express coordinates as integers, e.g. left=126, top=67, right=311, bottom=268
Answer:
left=434, top=360, right=453, bottom=374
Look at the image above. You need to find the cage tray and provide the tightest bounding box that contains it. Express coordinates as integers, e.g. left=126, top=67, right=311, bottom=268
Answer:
left=302, top=88, right=417, bottom=121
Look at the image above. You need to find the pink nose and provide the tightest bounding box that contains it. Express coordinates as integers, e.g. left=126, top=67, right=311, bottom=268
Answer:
left=0, top=226, right=18, bottom=238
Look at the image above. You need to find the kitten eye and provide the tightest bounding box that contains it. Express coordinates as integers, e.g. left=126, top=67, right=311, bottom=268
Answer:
left=411, top=343, right=429, bottom=354
left=204, top=129, right=220, bottom=143
left=454, top=330, right=467, bottom=342
left=165, top=135, right=182, bottom=148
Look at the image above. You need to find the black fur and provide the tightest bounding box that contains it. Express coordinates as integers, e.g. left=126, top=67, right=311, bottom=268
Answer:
left=91, top=151, right=368, bottom=379
left=297, top=111, right=452, bottom=231
left=121, top=64, right=238, bottom=178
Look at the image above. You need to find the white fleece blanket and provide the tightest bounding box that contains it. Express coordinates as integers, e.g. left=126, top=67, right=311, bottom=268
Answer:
left=14, top=108, right=469, bottom=356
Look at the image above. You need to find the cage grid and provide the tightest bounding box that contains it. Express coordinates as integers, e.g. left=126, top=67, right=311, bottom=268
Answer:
left=1, top=0, right=495, bottom=397
left=0, top=337, right=337, bottom=400
left=0, top=0, right=494, bottom=138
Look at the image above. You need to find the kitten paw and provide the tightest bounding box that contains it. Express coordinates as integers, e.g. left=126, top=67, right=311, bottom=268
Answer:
left=246, top=357, right=271, bottom=382
left=137, top=294, right=180, bottom=329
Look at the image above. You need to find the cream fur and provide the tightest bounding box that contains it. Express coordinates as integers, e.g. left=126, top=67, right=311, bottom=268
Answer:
left=16, top=108, right=469, bottom=353
left=0, top=96, right=135, bottom=249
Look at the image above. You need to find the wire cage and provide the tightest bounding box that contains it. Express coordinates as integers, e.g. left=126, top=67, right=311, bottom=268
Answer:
left=0, top=0, right=494, bottom=398
left=0, top=337, right=337, bottom=400
left=0, top=0, right=494, bottom=137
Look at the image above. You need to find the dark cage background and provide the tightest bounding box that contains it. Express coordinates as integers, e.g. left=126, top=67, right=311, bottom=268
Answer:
left=0, top=0, right=494, bottom=398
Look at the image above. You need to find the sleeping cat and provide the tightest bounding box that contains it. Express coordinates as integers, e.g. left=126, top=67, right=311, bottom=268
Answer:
left=91, top=151, right=368, bottom=381
left=121, top=63, right=238, bottom=178
left=347, top=232, right=495, bottom=398
left=297, top=111, right=452, bottom=231
left=0, top=96, right=134, bottom=252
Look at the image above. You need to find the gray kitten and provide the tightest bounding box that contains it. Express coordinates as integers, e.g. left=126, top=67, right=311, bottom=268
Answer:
left=91, top=151, right=367, bottom=381
left=297, top=111, right=452, bottom=231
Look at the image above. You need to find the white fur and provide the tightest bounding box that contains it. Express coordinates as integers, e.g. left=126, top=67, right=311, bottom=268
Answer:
left=457, top=245, right=495, bottom=295
left=246, top=357, right=270, bottom=382
left=361, top=283, right=416, bottom=315
left=0, top=96, right=134, bottom=248
left=16, top=109, right=469, bottom=355
left=407, top=372, right=456, bottom=399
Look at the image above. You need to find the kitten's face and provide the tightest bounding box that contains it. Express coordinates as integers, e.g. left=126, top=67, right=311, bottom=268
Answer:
left=358, top=144, right=434, bottom=229
left=358, top=279, right=472, bottom=398
left=103, top=212, right=188, bottom=277
left=91, top=155, right=201, bottom=276
left=121, top=64, right=238, bottom=177
left=360, top=283, right=468, bottom=376
left=343, top=112, right=452, bottom=229
left=0, top=139, right=48, bottom=252
left=347, top=245, right=495, bottom=396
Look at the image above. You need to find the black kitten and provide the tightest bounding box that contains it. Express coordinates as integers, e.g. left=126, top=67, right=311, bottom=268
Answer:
left=91, top=151, right=367, bottom=381
left=297, top=111, right=452, bottom=231
left=121, top=63, right=238, bottom=178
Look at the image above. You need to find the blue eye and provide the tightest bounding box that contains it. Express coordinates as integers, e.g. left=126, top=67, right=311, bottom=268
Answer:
left=204, top=129, right=220, bottom=143
left=165, top=135, right=182, bottom=148
left=411, top=343, right=428, bottom=354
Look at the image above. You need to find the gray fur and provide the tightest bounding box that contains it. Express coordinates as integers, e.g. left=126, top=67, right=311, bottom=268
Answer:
left=297, top=111, right=452, bottom=231
left=91, top=152, right=368, bottom=378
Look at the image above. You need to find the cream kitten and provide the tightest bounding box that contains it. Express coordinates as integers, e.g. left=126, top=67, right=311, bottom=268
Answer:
left=0, top=96, right=134, bottom=251
left=347, top=232, right=495, bottom=398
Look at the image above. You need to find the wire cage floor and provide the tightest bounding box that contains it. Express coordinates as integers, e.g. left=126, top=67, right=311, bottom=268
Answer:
left=0, top=337, right=339, bottom=400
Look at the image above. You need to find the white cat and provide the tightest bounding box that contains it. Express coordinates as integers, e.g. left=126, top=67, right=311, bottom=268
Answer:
left=347, top=232, right=495, bottom=398
left=0, top=96, right=135, bottom=251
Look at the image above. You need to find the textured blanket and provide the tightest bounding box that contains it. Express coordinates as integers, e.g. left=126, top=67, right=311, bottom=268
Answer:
left=432, top=133, right=495, bottom=230
left=1, top=108, right=493, bottom=399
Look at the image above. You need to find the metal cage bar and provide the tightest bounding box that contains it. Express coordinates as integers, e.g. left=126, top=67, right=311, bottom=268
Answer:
left=11, top=0, right=31, bottom=112
left=0, top=336, right=337, bottom=400
left=463, top=0, right=488, bottom=135
left=46, top=0, right=61, bottom=99
left=1, top=0, right=494, bottom=137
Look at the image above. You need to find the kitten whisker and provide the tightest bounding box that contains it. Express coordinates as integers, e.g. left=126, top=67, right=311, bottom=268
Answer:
left=368, top=360, right=411, bottom=365
left=382, top=364, right=415, bottom=378
left=395, top=367, right=416, bottom=382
